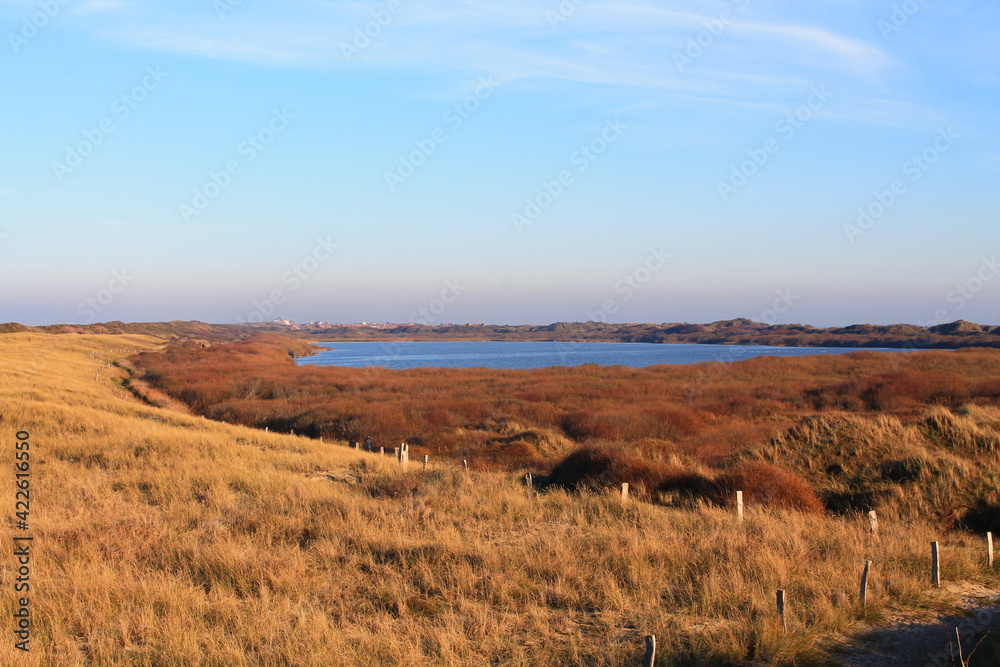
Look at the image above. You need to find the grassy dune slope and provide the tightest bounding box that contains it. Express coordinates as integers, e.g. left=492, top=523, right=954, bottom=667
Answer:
left=2, top=333, right=998, bottom=665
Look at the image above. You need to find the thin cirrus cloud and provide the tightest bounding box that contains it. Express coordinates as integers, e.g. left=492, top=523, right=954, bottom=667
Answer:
left=729, top=21, right=889, bottom=73
left=79, top=1, right=891, bottom=98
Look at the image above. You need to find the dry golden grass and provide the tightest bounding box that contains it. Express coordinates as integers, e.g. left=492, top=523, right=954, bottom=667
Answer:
left=1, top=333, right=998, bottom=665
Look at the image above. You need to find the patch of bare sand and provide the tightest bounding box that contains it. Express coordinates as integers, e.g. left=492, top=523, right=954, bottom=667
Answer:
left=834, top=581, right=1000, bottom=667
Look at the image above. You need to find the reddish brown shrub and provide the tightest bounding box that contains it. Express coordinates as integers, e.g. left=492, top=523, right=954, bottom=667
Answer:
left=972, top=378, right=1000, bottom=400
left=545, top=446, right=711, bottom=499
left=561, top=411, right=613, bottom=440
left=713, top=462, right=825, bottom=514
left=654, top=408, right=704, bottom=437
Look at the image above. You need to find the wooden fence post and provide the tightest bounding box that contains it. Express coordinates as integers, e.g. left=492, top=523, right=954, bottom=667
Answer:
left=462, top=459, right=468, bottom=472
left=736, top=490, right=744, bottom=524
left=525, top=472, right=534, bottom=499
left=869, top=510, right=879, bottom=539
left=931, top=542, right=941, bottom=587
left=642, top=635, right=656, bottom=667
left=423, top=454, right=429, bottom=470
left=776, top=590, right=787, bottom=632
left=621, top=482, right=629, bottom=502
left=379, top=447, right=384, bottom=456
left=860, top=560, right=872, bottom=607
left=988, top=532, right=994, bottom=568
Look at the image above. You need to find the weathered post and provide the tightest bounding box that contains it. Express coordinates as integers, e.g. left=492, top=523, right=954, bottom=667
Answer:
left=776, top=590, right=787, bottom=632
left=869, top=510, right=879, bottom=539
left=642, top=635, right=656, bottom=667
left=860, top=560, right=872, bottom=607
left=931, top=542, right=941, bottom=587
left=525, top=472, right=534, bottom=499
left=736, top=490, right=744, bottom=524
left=423, top=454, right=429, bottom=470
left=988, top=532, right=994, bottom=568
left=379, top=446, right=384, bottom=456
left=621, top=482, right=629, bottom=502
left=462, top=459, right=468, bottom=472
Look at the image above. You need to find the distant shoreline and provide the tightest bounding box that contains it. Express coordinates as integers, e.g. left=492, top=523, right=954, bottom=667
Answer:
left=3, top=319, right=1000, bottom=350
left=284, top=319, right=1000, bottom=350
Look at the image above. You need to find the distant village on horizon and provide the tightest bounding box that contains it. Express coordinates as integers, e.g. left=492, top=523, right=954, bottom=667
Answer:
left=270, top=319, right=465, bottom=330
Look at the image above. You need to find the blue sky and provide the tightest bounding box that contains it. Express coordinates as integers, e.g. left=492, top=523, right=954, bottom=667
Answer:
left=1, top=0, right=997, bottom=327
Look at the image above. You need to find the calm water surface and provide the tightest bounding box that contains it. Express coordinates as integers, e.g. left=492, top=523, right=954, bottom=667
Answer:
left=295, top=341, right=909, bottom=370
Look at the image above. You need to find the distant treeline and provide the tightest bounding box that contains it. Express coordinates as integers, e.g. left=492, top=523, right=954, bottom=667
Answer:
left=4, top=318, right=1000, bottom=349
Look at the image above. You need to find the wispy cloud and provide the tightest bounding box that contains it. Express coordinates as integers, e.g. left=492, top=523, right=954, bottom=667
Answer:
left=33, top=0, right=918, bottom=122
left=86, top=0, right=889, bottom=76
left=734, top=21, right=890, bottom=74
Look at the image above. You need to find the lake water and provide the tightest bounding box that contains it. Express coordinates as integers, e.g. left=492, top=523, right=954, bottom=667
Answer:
left=295, top=341, right=908, bottom=370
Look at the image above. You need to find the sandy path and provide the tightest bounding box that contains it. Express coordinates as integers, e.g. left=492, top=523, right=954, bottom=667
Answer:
left=834, top=582, right=1000, bottom=667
